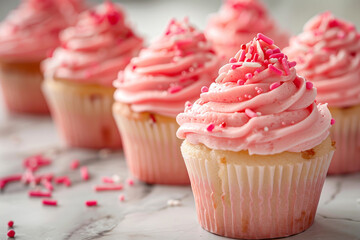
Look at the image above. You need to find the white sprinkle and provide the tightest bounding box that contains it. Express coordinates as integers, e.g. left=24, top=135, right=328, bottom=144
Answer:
left=245, top=53, right=252, bottom=59
left=264, top=127, right=269, bottom=132
left=269, top=58, right=278, bottom=63
left=112, top=174, right=122, bottom=183
left=167, top=199, right=181, bottom=207
left=242, top=62, right=262, bottom=68
left=256, top=112, right=262, bottom=116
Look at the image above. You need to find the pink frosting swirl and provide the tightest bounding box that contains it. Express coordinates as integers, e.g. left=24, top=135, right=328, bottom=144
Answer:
left=43, top=2, right=143, bottom=87
left=113, top=19, right=220, bottom=118
left=177, top=34, right=332, bottom=155
left=285, top=12, right=360, bottom=107
left=205, top=0, right=289, bottom=60
left=0, top=0, right=85, bottom=62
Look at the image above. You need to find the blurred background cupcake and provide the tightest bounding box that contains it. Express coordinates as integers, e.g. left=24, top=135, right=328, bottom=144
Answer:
left=285, top=12, right=360, bottom=175
left=177, top=35, right=334, bottom=239
left=113, top=18, right=220, bottom=185
left=0, top=0, right=85, bottom=114
left=42, top=1, right=143, bottom=149
left=205, top=0, right=289, bottom=62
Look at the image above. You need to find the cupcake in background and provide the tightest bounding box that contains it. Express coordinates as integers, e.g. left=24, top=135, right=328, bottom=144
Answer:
left=42, top=1, right=143, bottom=149
left=205, top=0, right=289, bottom=62
left=0, top=0, right=85, bottom=114
left=113, top=18, right=220, bottom=184
left=177, top=34, right=334, bottom=239
left=285, top=12, right=360, bottom=174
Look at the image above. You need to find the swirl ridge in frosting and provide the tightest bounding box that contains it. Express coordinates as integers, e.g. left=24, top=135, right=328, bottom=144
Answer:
left=113, top=18, right=221, bottom=117
left=0, top=0, right=85, bottom=62
left=284, top=12, right=360, bottom=107
left=43, top=1, right=143, bottom=87
left=205, top=0, right=289, bottom=60
left=177, top=33, right=332, bottom=155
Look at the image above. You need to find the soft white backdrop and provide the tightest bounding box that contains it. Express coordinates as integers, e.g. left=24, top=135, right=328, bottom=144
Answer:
left=0, top=0, right=360, bottom=43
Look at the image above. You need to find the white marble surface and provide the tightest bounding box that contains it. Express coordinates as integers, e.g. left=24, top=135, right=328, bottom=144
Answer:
left=0, top=1, right=360, bottom=239
left=0, top=102, right=360, bottom=240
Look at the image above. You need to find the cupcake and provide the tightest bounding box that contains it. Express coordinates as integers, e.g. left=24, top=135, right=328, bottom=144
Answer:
left=285, top=12, right=360, bottom=174
left=112, top=19, right=220, bottom=184
left=42, top=2, right=143, bottom=149
left=205, top=0, right=289, bottom=62
left=176, top=34, right=334, bottom=239
left=0, top=0, right=85, bottom=114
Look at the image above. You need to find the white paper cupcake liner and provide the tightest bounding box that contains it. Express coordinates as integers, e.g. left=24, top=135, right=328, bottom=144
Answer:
left=113, top=107, right=189, bottom=185
left=42, top=80, right=121, bottom=149
left=182, top=142, right=334, bottom=239
left=328, top=106, right=360, bottom=174
left=0, top=62, right=48, bottom=114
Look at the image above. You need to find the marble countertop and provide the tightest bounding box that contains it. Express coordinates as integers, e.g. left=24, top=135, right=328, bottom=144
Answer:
left=0, top=104, right=360, bottom=240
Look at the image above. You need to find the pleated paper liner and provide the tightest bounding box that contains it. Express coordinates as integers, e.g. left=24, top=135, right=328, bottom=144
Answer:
left=42, top=78, right=121, bottom=149
left=0, top=61, right=49, bottom=114
left=327, top=105, right=360, bottom=174
left=181, top=137, right=334, bottom=239
left=113, top=102, right=190, bottom=185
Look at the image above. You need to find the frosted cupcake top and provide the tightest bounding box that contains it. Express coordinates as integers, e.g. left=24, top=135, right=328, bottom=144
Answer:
left=205, top=0, right=289, bottom=49
left=285, top=12, right=360, bottom=107
left=43, top=2, right=143, bottom=87
left=0, top=0, right=85, bottom=62
left=177, top=33, right=332, bottom=155
left=113, top=19, right=220, bottom=118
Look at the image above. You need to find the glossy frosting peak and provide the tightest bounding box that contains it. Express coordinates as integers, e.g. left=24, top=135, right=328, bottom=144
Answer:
left=285, top=12, right=360, bottom=107
left=0, top=0, right=85, bottom=62
left=113, top=18, right=220, bottom=117
left=43, top=2, right=143, bottom=86
left=177, top=34, right=332, bottom=155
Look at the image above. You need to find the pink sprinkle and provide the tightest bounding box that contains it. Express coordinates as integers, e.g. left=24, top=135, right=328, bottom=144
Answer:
left=329, top=19, right=340, bottom=28
left=132, top=65, right=137, bottom=70
left=42, top=179, right=54, bottom=192
left=269, top=53, right=284, bottom=59
left=245, top=73, right=253, bottom=79
left=229, top=57, right=237, bottom=63
left=282, top=58, right=290, bottom=75
left=94, top=184, right=123, bottom=192
left=168, top=85, right=182, bottom=94
left=80, top=167, right=89, bottom=181
left=254, top=69, right=261, bottom=75
left=239, top=50, right=246, bottom=61
left=220, top=122, right=227, bottom=128
left=253, top=53, right=259, bottom=62
left=264, top=60, right=269, bottom=65
left=64, top=178, right=72, bottom=187
left=206, top=123, right=215, bottom=132
left=237, top=80, right=245, bottom=85
left=102, top=177, right=114, bottom=184
left=8, top=220, right=14, bottom=228
left=0, top=174, right=22, bottom=189
left=306, top=82, right=313, bottom=89
left=119, top=195, right=125, bottom=201
left=29, top=190, right=52, bottom=198
left=268, top=64, right=283, bottom=76
left=185, top=101, right=192, bottom=107
left=7, top=229, right=15, bottom=238
left=288, top=61, right=297, bottom=68
left=42, top=199, right=57, bottom=206
left=70, top=159, right=80, bottom=170
left=127, top=178, right=134, bottom=186
left=272, top=48, right=281, bottom=54
left=86, top=200, right=98, bottom=207
left=245, top=108, right=257, bottom=118
left=257, top=33, right=274, bottom=45
left=249, top=46, right=254, bottom=54
left=331, top=118, right=335, bottom=125
left=231, top=64, right=241, bottom=70
left=270, top=81, right=281, bottom=90
left=201, top=86, right=209, bottom=93
left=265, top=49, right=273, bottom=56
